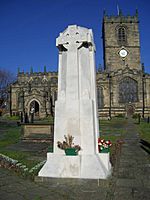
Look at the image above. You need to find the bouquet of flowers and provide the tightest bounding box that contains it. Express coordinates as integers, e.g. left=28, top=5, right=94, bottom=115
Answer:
left=98, top=138, right=112, bottom=153
left=57, top=134, right=81, bottom=155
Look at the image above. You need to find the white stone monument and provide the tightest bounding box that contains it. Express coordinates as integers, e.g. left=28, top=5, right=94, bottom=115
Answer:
left=39, top=25, right=111, bottom=179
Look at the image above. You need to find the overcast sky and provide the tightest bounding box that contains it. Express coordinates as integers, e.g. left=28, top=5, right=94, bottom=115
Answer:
left=0, top=0, right=150, bottom=75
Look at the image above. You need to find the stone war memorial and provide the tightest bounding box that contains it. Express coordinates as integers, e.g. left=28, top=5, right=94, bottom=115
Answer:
left=39, top=25, right=111, bottom=179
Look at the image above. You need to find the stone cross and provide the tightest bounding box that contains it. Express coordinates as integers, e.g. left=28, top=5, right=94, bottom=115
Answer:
left=39, top=25, right=111, bottom=179
left=56, top=25, right=94, bottom=101
left=55, top=25, right=98, bottom=154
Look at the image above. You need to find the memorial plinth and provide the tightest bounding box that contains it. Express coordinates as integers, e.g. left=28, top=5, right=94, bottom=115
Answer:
left=39, top=25, right=111, bottom=179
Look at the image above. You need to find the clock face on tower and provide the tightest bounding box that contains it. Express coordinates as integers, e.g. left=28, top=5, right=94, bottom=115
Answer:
left=119, top=49, right=128, bottom=58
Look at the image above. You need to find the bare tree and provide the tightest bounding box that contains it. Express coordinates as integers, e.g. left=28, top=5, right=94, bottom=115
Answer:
left=0, top=69, right=15, bottom=114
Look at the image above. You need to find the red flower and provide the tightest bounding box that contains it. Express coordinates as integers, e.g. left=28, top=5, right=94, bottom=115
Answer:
left=98, top=138, right=112, bottom=150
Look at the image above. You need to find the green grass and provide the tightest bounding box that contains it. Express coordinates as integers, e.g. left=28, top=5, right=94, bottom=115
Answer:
left=136, top=121, right=150, bottom=142
left=0, top=150, right=39, bottom=168
left=0, top=127, right=21, bottom=147
left=0, top=122, right=43, bottom=168
left=47, top=146, right=53, bottom=152
left=38, top=116, right=54, bottom=124
left=99, top=118, right=127, bottom=143
left=3, top=115, right=20, bottom=120
left=1, top=117, right=149, bottom=170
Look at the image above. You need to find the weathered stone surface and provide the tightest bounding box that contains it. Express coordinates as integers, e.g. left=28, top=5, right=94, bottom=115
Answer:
left=39, top=25, right=111, bottom=179
left=21, top=123, right=54, bottom=142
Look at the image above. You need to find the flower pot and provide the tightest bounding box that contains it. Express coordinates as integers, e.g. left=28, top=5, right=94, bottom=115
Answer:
left=65, top=148, right=78, bottom=156
left=100, top=148, right=110, bottom=153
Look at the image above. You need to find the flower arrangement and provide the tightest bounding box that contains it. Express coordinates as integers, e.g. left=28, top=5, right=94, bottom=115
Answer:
left=98, top=138, right=112, bottom=153
left=57, top=134, right=81, bottom=155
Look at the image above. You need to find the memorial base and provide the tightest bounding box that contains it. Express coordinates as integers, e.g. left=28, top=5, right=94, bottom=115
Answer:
left=38, top=153, right=111, bottom=179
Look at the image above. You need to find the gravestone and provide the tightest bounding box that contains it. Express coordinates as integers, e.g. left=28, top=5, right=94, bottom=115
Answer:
left=39, top=25, right=111, bottom=179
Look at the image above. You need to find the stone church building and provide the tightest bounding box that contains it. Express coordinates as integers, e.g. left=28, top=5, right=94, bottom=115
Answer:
left=9, top=11, right=150, bottom=119
left=9, top=69, right=58, bottom=118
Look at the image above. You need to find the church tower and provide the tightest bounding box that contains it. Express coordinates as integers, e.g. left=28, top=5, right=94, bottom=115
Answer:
left=96, top=10, right=150, bottom=118
left=102, top=10, right=142, bottom=72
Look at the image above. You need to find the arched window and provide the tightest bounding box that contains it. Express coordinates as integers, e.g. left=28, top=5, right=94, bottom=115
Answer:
left=97, top=87, right=104, bottom=109
left=119, top=77, right=138, bottom=103
left=118, top=27, right=126, bottom=44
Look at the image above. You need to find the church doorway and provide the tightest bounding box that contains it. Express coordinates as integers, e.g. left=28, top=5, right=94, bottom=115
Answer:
left=30, top=100, right=39, bottom=117
left=126, top=104, right=135, bottom=117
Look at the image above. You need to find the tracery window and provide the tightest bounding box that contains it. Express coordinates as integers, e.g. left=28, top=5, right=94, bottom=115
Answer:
left=97, top=87, right=104, bottom=109
left=119, top=77, right=138, bottom=103
left=118, top=27, right=126, bottom=44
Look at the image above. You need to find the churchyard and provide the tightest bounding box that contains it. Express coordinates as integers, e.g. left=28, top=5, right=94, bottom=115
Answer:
left=0, top=116, right=149, bottom=179
left=0, top=116, right=150, bottom=200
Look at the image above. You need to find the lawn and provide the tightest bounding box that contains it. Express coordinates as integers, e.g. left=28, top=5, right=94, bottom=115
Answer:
left=1, top=116, right=148, bottom=170
left=0, top=119, right=47, bottom=168
left=0, top=126, right=21, bottom=147
left=99, top=118, right=128, bottom=143
left=135, top=120, right=150, bottom=143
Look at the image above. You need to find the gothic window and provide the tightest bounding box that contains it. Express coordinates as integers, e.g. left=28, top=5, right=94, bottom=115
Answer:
left=119, top=77, right=138, bottom=103
left=118, top=27, right=127, bottom=44
left=97, top=87, right=104, bottom=109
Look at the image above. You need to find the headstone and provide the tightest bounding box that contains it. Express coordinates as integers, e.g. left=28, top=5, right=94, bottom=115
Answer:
left=39, top=25, right=111, bottom=179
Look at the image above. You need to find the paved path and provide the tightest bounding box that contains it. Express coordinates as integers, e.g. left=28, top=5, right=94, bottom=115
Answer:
left=0, top=168, right=110, bottom=200
left=106, top=119, right=150, bottom=200
left=0, top=119, right=150, bottom=200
